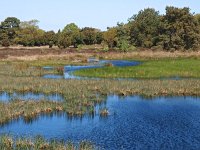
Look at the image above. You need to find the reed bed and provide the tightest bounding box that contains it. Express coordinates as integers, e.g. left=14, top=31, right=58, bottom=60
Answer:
left=1, top=76, right=200, bottom=98
left=0, top=100, right=61, bottom=125
left=1, top=59, right=200, bottom=124
left=0, top=62, right=66, bottom=77
left=0, top=135, right=95, bottom=150
left=0, top=76, right=200, bottom=123
left=0, top=98, right=102, bottom=126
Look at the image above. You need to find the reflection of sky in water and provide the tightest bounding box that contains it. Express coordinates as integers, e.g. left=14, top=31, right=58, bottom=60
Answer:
left=44, top=60, right=141, bottom=80
left=1, top=95, right=200, bottom=150
left=0, top=92, right=64, bottom=102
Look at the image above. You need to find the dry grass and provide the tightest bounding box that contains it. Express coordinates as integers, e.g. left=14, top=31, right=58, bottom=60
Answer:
left=4, top=50, right=200, bottom=62
left=0, top=135, right=94, bottom=150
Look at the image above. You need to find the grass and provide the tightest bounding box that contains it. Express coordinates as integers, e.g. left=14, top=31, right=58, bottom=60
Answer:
left=0, top=135, right=94, bottom=150
left=0, top=100, right=62, bottom=125
left=74, top=58, right=200, bottom=78
left=1, top=76, right=200, bottom=124
left=1, top=52, right=200, bottom=148
left=0, top=57, right=200, bottom=124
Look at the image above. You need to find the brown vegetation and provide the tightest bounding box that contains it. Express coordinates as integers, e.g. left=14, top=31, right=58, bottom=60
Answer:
left=1, top=46, right=200, bottom=61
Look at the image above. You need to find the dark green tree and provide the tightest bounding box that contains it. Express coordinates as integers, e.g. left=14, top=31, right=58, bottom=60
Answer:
left=43, top=31, right=56, bottom=48
left=81, top=27, right=99, bottom=45
left=1, top=17, right=20, bottom=29
left=57, top=33, right=72, bottom=49
left=0, top=17, right=21, bottom=45
left=59, top=23, right=82, bottom=48
left=96, top=31, right=103, bottom=44
left=116, top=22, right=131, bottom=51
left=129, top=8, right=161, bottom=48
left=160, top=7, right=200, bottom=50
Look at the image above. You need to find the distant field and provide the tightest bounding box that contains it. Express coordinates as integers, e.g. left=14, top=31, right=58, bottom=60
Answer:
left=1, top=46, right=200, bottom=61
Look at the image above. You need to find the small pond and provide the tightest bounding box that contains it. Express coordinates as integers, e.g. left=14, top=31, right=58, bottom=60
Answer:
left=1, top=95, right=200, bottom=149
left=0, top=92, right=64, bottom=102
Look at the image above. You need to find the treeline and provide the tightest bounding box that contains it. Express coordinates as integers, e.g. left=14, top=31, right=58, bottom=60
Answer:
left=0, top=6, right=200, bottom=51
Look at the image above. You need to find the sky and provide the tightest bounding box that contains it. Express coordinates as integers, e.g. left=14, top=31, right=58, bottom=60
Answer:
left=0, top=0, right=199, bottom=32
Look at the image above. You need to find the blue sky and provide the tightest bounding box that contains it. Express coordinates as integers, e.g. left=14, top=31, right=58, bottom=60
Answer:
left=0, top=0, right=199, bottom=31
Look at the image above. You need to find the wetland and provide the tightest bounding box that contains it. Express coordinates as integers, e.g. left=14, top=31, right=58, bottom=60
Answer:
left=0, top=51, right=200, bottom=149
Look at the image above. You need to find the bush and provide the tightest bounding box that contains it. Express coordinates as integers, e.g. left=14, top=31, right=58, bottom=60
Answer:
left=49, top=41, right=54, bottom=48
left=103, top=45, right=109, bottom=52
left=117, top=40, right=130, bottom=52
left=77, top=44, right=83, bottom=50
left=1, top=39, right=10, bottom=47
left=128, top=45, right=137, bottom=51
left=151, top=45, right=163, bottom=51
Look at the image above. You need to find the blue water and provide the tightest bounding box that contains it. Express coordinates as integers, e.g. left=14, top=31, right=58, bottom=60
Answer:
left=43, top=60, right=141, bottom=80
left=1, top=95, right=200, bottom=150
left=43, top=74, right=64, bottom=79
left=42, top=60, right=196, bottom=80
left=0, top=92, right=64, bottom=102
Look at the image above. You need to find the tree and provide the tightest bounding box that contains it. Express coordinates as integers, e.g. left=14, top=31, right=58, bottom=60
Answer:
left=20, top=20, right=39, bottom=29
left=129, top=8, right=161, bottom=48
left=15, top=19, right=46, bottom=46
left=96, top=31, right=103, bottom=44
left=116, top=22, right=131, bottom=51
left=1, top=17, right=20, bottom=29
left=0, top=17, right=21, bottom=45
left=81, top=27, right=99, bottom=45
left=57, top=33, right=72, bottom=49
left=195, top=14, right=200, bottom=24
left=160, top=7, right=200, bottom=50
left=103, top=27, right=118, bottom=49
left=58, top=23, right=82, bottom=48
left=0, top=30, right=10, bottom=47
left=15, top=25, right=45, bottom=46
left=43, top=31, right=56, bottom=48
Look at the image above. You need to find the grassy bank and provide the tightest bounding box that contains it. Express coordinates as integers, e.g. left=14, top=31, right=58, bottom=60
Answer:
left=0, top=135, right=94, bottom=150
left=74, top=58, right=200, bottom=78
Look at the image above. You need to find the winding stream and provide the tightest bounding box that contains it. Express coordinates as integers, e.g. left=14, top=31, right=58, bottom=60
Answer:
left=43, top=59, right=141, bottom=80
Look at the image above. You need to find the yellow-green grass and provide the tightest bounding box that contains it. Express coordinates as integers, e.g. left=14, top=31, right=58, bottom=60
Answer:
left=0, top=135, right=94, bottom=150
left=74, top=58, right=200, bottom=78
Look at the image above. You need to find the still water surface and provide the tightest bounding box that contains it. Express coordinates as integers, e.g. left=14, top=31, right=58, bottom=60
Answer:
left=1, top=95, right=200, bottom=150
left=0, top=92, right=63, bottom=102
left=43, top=60, right=141, bottom=80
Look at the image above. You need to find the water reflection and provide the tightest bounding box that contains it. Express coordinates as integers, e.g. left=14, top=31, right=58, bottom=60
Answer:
left=1, top=95, right=200, bottom=149
left=43, top=60, right=141, bottom=80
left=0, top=92, right=64, bottom=102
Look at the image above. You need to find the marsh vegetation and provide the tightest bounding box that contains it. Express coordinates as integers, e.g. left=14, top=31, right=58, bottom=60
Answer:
left=0, top=50, right=200, bottom=149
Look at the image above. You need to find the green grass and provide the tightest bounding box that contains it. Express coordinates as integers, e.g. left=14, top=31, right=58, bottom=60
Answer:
left=74, top=58, right=200, bottom=78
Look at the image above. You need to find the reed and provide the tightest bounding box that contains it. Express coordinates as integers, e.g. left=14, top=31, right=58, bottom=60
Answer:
left=0, top=135, right=95, bottom=150
left=1, top=58, right=200, bottom=124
